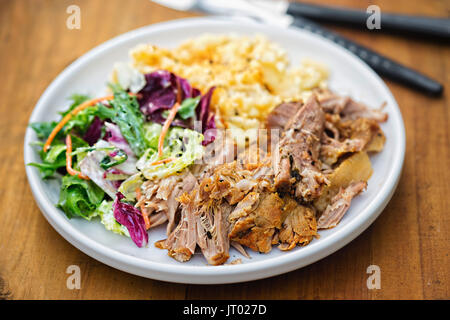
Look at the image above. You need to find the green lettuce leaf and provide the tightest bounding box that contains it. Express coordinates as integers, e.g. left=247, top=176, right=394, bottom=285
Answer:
left=28, top=92, right=110, bottom=179
left=63, top=104, right=114, bottom=136
left=108, top=84, right=148, bottom=157
left=30, top=94, right=114, bottom=144
left=57, top=174, right=105, bottom=219
left=30, top=121, right=59, bottom=140
left=177, top=96, right=201, bottom=120
left=28, top=142, right=67, bottom=178
left=28, top=135, right=88, bottom=179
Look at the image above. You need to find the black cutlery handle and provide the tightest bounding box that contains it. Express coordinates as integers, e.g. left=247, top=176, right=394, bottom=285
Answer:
left=287, top=2, right=450, bottom=39
left=291, top=16, right=443, bottom=96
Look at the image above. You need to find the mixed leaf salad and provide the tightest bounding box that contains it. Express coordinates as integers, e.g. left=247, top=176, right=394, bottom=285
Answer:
left=28, top=69, right=216, bottom=247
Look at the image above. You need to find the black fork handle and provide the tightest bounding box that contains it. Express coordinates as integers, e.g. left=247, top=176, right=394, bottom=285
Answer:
left=291, top=16, right=443, bottom=96
left=287, top=2, right=450, bottom=39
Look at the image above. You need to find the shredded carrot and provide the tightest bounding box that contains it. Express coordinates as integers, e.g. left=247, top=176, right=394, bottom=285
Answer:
left=44, top=96, right=114, bottom=152
left=135, top=187, right=151, bottom=230
left=157, top=102, right=180, bottom=158
left=175, top=77, right=182, bottom=104
left=65, top=135, right=89, bottom=180
left=156, top=79, right=183, bottom=159
left=44, top=93, right=137, bottom=152
left=150, top=158, right=173, bottom=166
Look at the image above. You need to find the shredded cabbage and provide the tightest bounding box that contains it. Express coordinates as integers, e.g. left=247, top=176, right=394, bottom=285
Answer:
left=118, top=172, right=144, bottom=201
left=143, top=122, right=162, bottom=150
left=137, top=126, right=204, bottom=180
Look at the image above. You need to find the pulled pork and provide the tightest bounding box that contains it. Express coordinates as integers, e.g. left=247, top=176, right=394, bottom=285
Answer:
left=229, top=191, right=285, bottom=253
left=321, top=115, right=385, bottom=165
left=315, top=88, right=388, bottom=122
left=317, top=181, right=367, bottom=229
left=138, top=170, right=197, bottom=235
left=190, top=160, right=318, bottom=256
left=274, top=95, right=328, bottom=201
left=266, top=101, right=302, bottom=131
left=153, top=89, right=386, bottom=265
left=155, top=191, right=198, bottom=262
left=278, top=197, right=317, bottom=251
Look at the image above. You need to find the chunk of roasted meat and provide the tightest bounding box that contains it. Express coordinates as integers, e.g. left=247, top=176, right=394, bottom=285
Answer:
left=278, top=197, right=317, bottom=251
left=229, top=191, right=284, bottom=253
left=137, top=170, right=197, bottom=235
left=317, top=181, right=367, bottom=229
left=320, top=115, right=386, bottom=165
left=195, top=198, right=233, bottom=265
left=267, top=89, right=388, bottom=132
left=193, top=176, right=235, bottom=265
left=274, top=95, right=328, bottom=201
left=196, top=160, right=318, bottom=255
left=197, top=161, right=275, bottom=259
left=266, top=101, right=302, bottom=131
left=155, top=134, right=239, bottom=265
left=315, top=88, right=388, bottom=122
left=192, top=129, right=237, bottom=179
left=229, top=191, right=318, bottom=253
left=155, top=191, right=198, bottom=262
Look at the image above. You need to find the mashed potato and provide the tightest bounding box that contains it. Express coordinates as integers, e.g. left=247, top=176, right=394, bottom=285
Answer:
left=121, top=34, right=328, bottom=131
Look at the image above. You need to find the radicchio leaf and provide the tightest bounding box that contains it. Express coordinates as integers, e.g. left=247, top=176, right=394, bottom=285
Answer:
left=138, top=70, right=200, bottom=116
left=197, top=86, right=217, bottom=145
left=83, top=116, right=103, bottom=146
left=137, top=70, right=217, bottom=145
left=113, top=192, right=148, bottom=247
left=147, top=111, right=191, bottom=129
left=138, top=70, right=201, bottom=128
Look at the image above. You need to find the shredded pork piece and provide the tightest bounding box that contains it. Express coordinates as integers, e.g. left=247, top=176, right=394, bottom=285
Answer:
left=274, top=95, right=328, bottom=201
left=195, top=198, right=233, bottom=265
left=317, top=181, right=367, bottom=229
left=231, top=241, right=251, bottom=259
left=141, top=170, right=197, bottom=235
left=321, top=116, right=385, bottom=165
left=193, top=130, right=237, bottom=179
left=226, top=258, right=242, bottom=265
left=315, top=89, right=388, bottom=122
left=266, top=101, right=302, bottom=131
left=155, top=192, right=198, bottom=262
left=278, top=197, right=318, bottom=251
left=229, top=191, right=284, bottom=253
left=148, top=211, right=168, bottom=228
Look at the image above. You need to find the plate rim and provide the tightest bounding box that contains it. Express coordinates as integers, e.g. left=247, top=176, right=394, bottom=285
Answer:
left=24, top=16, right=405, bottom=284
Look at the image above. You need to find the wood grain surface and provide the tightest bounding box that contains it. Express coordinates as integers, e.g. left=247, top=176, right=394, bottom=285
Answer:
left=0, top=0, right=448, bottom=300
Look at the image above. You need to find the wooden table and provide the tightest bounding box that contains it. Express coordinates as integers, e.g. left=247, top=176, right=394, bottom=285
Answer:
left=0, top=0, right=448, bottom=300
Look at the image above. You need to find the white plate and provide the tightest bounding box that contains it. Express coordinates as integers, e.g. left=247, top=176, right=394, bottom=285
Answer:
left=24, top=17, right=405, bottom=284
